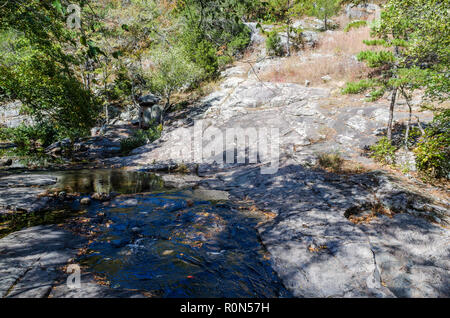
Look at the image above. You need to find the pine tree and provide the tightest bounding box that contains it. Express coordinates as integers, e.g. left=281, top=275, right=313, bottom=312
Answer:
left=343, top=0, right=449, bottom=141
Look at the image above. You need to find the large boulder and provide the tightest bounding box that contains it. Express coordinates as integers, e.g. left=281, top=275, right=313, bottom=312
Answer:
left=0, top=100, right=33, bottom=128
left=138, top=94, right=161, bottom=107
left=301, top=31, right=319, bottom=48
left=346, top=3, right=380, bottom=19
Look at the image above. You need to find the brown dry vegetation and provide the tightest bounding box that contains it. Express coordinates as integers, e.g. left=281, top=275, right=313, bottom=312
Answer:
left=260, top=24, right=379, bottom=86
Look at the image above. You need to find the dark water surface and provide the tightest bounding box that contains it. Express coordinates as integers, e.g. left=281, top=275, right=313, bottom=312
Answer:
left=80, top=191, right=290, bottom=297
left=5, top=169, right=290, bottom=297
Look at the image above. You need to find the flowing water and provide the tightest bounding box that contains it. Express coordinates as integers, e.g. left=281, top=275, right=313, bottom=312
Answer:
left=10, top=169, right=290, bottom=297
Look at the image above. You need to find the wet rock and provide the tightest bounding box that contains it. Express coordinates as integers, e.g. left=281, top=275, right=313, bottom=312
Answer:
left=131, top=226, right=141, bottom=233
left=58, top=191, right=67, bottom=200
left=49, top=272, right=145, bottom=298
left=183, top=189, right=230, bottom=202
left=161, top=174, right=202, bottom=188
left=0, top=225, right=144, bottom=298
left=0, top=187, right=51, bottom=214
left=0, top=174, right=58, bottom=213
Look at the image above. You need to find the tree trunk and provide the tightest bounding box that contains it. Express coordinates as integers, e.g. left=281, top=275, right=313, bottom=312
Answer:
left=402, top=90, right=413, bottom=149
left=387, top=87, right=398, bottom=141
left=286, top=0, right=291, bottom=57
left=105, top=104, right=109, bottom=125
left=286, top=23, right=290, bottom=56
left=160, top=98, right=170, bottom=126
left=131, top=82, right=142, bottom=128
left=415, top=115, right=425, bottom=135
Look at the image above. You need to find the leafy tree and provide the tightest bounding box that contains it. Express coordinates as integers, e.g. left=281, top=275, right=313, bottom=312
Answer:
left=343, top=0, right=449, bottom=142
left=177, top=0, right=251, bottom=75
left=266, top=30, right=283, bottom=56
left=0, top=0, right=101, bottom=143
left=311, top=0, right=341, bottom=30
left=414, top=109, right=450, bottom=179
left=146, top=46, right=204, bottom=124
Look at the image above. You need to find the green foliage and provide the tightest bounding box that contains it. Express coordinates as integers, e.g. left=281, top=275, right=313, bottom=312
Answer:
left=357, top=51, right=395, bottom=68
left=344, top=0, right=450, bottom=111
left=362, top=39, right=386, bottom=46
left=0, top=122, right=58, bottom=156
left=310, top=0, right=341, bottom=30
left=342, top=79, right=376, bottom=94
left=344, top=20, right=367, bottom=32
left=109, top=67, right=132, bottom=101
left=370, top=137, right=397, bottom=165
left=372, top=0, right=450, bottom=101
left=414, top=110, right=450, bottom=179
left=147, top=46, right=204, bottom=113
left=120, top=126, right=162, bottom=155
left=0, top=54, right=100, bottom=140
left=179, top=0, right=252, bottom=77
left=0, top=0, right=101, bottom=144
left=223, top=26, right=252, bottom=59
left=266, top=31, right=284, bottom=56
left=259, top=0, right=308, bottom=22
left=180, top=28, right=219, bottom=79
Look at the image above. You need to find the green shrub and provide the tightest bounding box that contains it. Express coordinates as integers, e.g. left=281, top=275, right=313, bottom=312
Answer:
left=414, top=110, right=450, bottom=179
left=120, top=126, right=162, bottom=154
left=266, top=30, right=283, bottom=56
left=342, top=79, right=375, bottom=94
left=370, top=137, right=397, bottom=165
left=0, top=122, right=58, bottom=156
left=363, top=39, right=387, bottom=46
left=109, top=67, right=132, bottom=101
left=356, top=51, right=395, bottom=68
left=344, top=20, right=367, bottom=32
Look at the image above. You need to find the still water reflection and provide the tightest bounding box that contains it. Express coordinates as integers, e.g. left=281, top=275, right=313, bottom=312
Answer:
left=48, top=169, right=165, bottom=194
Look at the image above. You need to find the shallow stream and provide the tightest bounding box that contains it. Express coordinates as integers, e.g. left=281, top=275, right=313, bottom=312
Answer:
left=4, top=169, right=290, bottom=297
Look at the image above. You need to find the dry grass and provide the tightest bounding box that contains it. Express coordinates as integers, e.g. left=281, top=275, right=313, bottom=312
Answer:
left=347, top=203, right=394, bottom=225
left=259, top=26, right=379, bottom=86
left=317, top=27, right=374, bottom=56
left=317, top=152, right=344, bottom=172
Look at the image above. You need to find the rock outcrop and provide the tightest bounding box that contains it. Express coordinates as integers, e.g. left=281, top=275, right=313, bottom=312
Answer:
left=0, top=174, right=57, bottom=214
left=196, top=163, right=449, bottom=297
left=0, top=100, right=33, bottom=128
